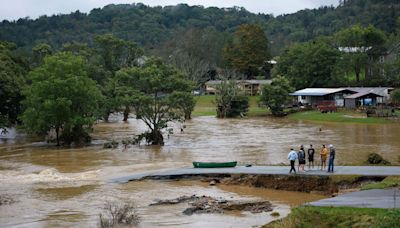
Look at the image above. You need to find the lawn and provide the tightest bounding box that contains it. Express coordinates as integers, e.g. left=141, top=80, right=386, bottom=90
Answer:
left=192, top=95, right=269, bottom=117
left=267, top=206, right=400, bottom=228
left=288, top=110, right=394, bottom=124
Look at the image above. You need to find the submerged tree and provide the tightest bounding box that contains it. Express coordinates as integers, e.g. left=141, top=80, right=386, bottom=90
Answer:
left=116, top=58, right=194, bottom=145
left=215, top=80, right=249, bottom=118
left=0, top=41, right=27, bottom=133
left=21, top=52, right=102, bottom=146
left=259, top=76, right=294, bottom=117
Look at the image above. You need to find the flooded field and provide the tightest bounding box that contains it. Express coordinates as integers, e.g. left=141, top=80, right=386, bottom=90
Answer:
left=1, top=116, right=399, bottom=227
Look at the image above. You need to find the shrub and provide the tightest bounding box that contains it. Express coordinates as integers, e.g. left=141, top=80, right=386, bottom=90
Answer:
left=98, top=201, right=140, bottom=228
left=367, top=153, right=390, bottom=165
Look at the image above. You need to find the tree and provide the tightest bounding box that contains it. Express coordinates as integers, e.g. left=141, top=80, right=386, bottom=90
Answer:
left=94, top=34, right=144, bottom=121
left=335, top=25, right=386, bottom=83
left=391, top=89, right=400, bottom=105
left=215, top=80, right=249, bottom=118
left=275, top=39, right=343, bottom=89
left=32, top=43, right=52, bottom=67
left=0, top=41, right=27, bottom=132
left=116, top=58, right=194, bottom=145
left=259, top=76, right=294, bottom=116
left=223, top=24, right=271, bottom=78
left=21, top=52, right=102, bottom=146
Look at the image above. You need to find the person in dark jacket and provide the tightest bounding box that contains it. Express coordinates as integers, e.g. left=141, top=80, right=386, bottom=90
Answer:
left=328, top=144, right=336, bottom=173
left=308, top=144, right=315, bottom=169
left=298, top=145, right=306, bottom=171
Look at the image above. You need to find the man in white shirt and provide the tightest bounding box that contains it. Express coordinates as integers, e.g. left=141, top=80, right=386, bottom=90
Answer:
left=288, top=148, right=298, bottom=174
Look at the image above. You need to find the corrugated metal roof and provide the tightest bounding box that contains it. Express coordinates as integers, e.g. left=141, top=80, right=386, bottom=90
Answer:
left=290, top=88, right=346, bottom=96
left=205, top=80, right=272, bottom=85
left=345, top=92, right=384, bottom=99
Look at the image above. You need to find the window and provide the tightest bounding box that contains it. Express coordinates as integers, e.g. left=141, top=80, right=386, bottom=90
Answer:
left=301, top=96, right=306, bottom=100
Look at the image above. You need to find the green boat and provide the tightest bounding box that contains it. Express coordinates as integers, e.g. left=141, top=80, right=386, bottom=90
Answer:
left=192, top=161, right=237, bottom=168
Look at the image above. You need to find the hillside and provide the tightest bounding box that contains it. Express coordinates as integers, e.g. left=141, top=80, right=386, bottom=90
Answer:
left=0, top=0, right=399, bottom=57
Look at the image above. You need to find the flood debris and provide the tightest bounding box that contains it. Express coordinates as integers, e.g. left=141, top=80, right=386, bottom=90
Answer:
left=0, top=195, right=16, bottom=206
left=150, top=195, right=273, bottom=215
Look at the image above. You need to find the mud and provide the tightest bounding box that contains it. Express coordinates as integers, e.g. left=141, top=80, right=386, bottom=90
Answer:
left=150, top=195, right=273, bottom=215
left=142, top=174, right=386, bottom=195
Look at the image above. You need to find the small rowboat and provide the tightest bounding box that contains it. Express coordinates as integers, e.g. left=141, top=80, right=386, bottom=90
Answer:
left=192, top=161, right=237, bottom=168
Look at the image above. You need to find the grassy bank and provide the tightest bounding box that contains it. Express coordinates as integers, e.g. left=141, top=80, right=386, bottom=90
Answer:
left=288, top=110, right=395, bottom=124
left=192, top=95, right=268, bottom=117
left=361, top=176, right=400, bottom=190
left=267, top=206, right=400, bottom=228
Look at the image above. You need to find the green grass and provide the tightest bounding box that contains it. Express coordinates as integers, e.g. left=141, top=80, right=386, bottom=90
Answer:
left=192, top=95, right=269, bottom=117
left=267, top=206, right=400, bottom=228
left=288, top=110, right=394, bottom=124
left=361, top=176, right=400, bottom=190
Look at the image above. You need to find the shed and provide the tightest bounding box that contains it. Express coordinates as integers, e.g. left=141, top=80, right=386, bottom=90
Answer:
left=344, top=92, right=384, bottom=109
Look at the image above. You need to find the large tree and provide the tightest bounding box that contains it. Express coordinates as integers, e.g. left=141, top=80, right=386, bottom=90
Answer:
left=116, top=58, right=194, bottom=145
left=223, top=24, right=271, bottom=78
left=94, top=34, right=144, bottom=121
left=259, top=76, right=294, bottom=116
left=275, top=39, right=343, bottom=89
left=0, top=41, right=27, bottom=132
left=335, top=24, right=386, bottom=83
left=215, top=80, right=249, bottom=118
left=21, top=52, right=102, bottom=146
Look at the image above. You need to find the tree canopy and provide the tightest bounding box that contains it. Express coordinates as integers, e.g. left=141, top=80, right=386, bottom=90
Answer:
left=115, top=58, right=194, bottom=145
left=0, top=41, right=27, bottom=132
left=224, top=24, right=271, bottom=78
left=259, top=76, right=294, bottom=116
left=21, top=52, right=102, bottom=145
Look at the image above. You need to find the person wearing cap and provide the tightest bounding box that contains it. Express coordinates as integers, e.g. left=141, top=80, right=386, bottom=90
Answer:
left=328, top=144, right=336, bottom=173
left=307, top=144, right=315, bottom=169
left=288, top=148, right=298, bottom=174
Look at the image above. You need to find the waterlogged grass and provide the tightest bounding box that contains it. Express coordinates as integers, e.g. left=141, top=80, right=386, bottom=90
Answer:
left=267, top=206, right=400, bottom=228
left=192, top=95, right=269, bottom=117
left=361, top=176, right=400, bottom=190
left=288, top=110, right=393, bottom=124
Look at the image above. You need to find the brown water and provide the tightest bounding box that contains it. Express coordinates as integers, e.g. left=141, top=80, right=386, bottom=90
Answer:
left=0, top=116, right=399, bottom=227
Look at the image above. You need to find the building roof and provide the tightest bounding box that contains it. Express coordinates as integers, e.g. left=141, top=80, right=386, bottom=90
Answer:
left=345, top=92, right=384, bottom=99
left=291, top=87, right=393, bottom=97
left=290, top=88, right=347, bottom=96
left=341, top=87, right=392, bottom=97
left=205, top=80, right=272, bottom=85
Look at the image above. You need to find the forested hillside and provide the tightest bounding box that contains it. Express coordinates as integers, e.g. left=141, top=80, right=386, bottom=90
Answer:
left=0, top=0, right=399, bottom=57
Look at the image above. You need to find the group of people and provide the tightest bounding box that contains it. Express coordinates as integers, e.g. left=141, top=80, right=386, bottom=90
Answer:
left=287, top=144, right=336, bottom=174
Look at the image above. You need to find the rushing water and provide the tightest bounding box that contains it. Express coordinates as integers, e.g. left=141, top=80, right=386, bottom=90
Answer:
left=0, top=116, right=399, bottom=227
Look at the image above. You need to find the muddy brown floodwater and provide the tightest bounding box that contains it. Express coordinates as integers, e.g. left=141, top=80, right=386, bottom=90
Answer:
left=0, top=116, right=399, bottom=227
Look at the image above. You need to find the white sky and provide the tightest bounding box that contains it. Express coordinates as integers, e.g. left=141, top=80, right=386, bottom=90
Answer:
left=0, top=0, right=339, bottom=21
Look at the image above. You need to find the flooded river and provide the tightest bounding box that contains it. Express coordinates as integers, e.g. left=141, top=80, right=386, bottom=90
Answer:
left=0, top=116, right=399, bottom=227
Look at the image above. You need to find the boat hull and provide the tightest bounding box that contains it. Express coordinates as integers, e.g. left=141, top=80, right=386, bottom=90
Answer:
left=192, top=161, right=237, bottom=168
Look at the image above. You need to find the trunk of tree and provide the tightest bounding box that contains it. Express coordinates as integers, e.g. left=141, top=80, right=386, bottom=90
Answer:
left=355, top=67, right=360, bottom=83
left=56, top=127, right=60, bottom=146
left=123, top=106, right=130, bottom=121
left=103, top=111, right=110, bottom=122
left=151, top=129, right=164, bottom=145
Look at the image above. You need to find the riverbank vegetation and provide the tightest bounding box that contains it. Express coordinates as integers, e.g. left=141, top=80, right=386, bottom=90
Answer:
left=193, top=95, right=267, bottom=117
left=268, top=206, right=400, bottom=228
left=361, top=176, right=400, bottom=190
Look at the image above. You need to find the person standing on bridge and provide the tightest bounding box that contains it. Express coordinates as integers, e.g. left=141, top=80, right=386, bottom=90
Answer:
left=288, top=148, right=298, bottom=174
left=328, top=144, right=336, bottom=173
left=320, top=145, right=328, bottom=170
left=298, top=145, right=306, bottom=172
left=307, top=144, right=315, bottom=169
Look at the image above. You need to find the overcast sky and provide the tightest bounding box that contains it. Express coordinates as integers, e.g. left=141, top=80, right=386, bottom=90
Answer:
left=0, top=0, right=339, bottom=21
